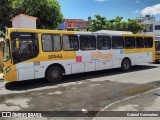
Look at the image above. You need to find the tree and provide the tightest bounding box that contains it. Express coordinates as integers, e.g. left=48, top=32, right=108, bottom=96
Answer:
left=90, top=15, right=108, bottom=31
left=127, top=19, right=144, bottom=33
left=90, top=14, right=145, bottom=33
left=11, top=0, right=63, bottom=29
left=0, top=0, right=13, bottom=33
left=114, top=16, right=123, bottom=30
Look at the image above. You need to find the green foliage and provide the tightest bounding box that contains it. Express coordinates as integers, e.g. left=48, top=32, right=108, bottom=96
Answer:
left=0, top=0, right=63, bottom=30
left=127, top=19, right=145, bottom=34
left=11, top=0, right=63, bottom=29
left=73, top=27, right=91, bottom=32
left=90, top=15, right=145, bottom=33
left=90, top=15, right=107, bottom=31
left=0, top=0, right=12, bottom=31
left=74, top=28, right=81, bottom=31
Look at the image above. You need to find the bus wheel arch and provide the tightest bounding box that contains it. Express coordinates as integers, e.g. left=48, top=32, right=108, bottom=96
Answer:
left=45, top=64, right=65, bottom=82
left=121, top=58, right=131, bottom=71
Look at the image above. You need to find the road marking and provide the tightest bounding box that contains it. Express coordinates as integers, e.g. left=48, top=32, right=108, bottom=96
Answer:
left=93, top=87, right=160, bottom=119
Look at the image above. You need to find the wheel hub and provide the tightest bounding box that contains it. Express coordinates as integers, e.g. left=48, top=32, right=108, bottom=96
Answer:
left=51, top=70, right=59, bottom=78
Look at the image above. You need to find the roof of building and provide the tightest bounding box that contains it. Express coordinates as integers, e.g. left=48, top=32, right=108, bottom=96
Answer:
left=10, top=14, right=38, bottom=21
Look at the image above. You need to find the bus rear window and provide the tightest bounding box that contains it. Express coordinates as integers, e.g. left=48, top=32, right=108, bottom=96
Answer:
left=144, top=37, right=153, bottom=48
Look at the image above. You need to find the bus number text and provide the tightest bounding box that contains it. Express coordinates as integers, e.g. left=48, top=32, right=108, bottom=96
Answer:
left=48, top=54, right=63, bottom=59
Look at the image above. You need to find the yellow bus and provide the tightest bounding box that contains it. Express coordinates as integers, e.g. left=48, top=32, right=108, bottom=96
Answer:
left=155, top=36, right=160, bottom=63
left=3, top=28, right=155, bottom=82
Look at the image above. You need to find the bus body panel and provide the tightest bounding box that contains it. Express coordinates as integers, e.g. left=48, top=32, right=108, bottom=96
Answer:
left=15, top=51, right=153, bottom=81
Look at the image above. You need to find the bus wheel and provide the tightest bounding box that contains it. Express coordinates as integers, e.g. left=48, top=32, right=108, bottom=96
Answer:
left=46, top=66, right=63, bottom=83
left=121, top=58, right=131, bottom=71
left=155, top=60, right=160, bottom=64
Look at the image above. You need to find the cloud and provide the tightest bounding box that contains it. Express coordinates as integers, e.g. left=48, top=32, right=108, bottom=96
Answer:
left=133, top=9, right=140, bottom=14
left=135, top=0, right=140, bottom=4
left=95, top=0, right=107, bottom=2
left=141, top=4, right=160, bottom=16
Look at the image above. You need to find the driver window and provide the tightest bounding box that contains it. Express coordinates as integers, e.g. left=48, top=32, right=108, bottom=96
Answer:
left=12, top=33, right=38, bottom=54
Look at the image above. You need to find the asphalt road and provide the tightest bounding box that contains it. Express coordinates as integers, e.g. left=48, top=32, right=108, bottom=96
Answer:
left=0, top=63, right=160, bottom=120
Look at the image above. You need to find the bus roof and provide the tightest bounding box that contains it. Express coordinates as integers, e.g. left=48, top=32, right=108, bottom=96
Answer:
left=95, top=30, right=133, bottom=35
left=7, top=28, right=153, bottom=37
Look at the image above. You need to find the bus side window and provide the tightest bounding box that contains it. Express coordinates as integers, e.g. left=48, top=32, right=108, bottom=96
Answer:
left=136, top=37, right=144, bottom=48
left=144, top=37, right=153, bottom=48
left=52, top=35, right=61, bottom=51
left=124, top=36, right=135, bottom=49
left=80, top=35, right=96, bottom=50
left=63, top=35, right=79, bottom=51
left=112, top=36, right=124, bottom=49
left=97, top=36, right=111, bottom=50
left=42, top=34, right=61, bottom=52
left=42, top=35, right=53, bottom=52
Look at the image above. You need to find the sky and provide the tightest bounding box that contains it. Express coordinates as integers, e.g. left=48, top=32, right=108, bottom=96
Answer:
left=57, top=0, right=160, bottom=21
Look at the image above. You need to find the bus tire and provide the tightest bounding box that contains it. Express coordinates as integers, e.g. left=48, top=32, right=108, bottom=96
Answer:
left=155, top=60, right=160, bottom=64
left=46, top=66, right=63, bottom=83
left=121, top=58, right=131, bottom=71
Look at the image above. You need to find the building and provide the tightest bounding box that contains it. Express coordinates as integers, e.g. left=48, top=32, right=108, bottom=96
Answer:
left=57, top=17, right=91, bottom=30
left=138, top=15, right=160, bottom=36
left=56, top=20, right=66, bottom=30
left=10, top=14, right=38, bottom=29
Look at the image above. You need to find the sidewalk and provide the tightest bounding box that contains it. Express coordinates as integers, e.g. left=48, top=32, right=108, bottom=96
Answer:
left=0, top=73, right=3, bottom=80
left=0, top=73, right=5, bottom=90
left=94, top=88, right=160, bottom=119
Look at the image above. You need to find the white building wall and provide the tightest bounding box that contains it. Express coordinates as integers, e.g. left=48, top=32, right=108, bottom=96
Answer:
left=21, top=16, right=37, bottom=29
left=141, top=21, right=160, bottom=36
left=12, top=16, right=21, bottom=28
left=153, top=21, right=160, bottom=36
left=11, top=14, right=37, bottom=29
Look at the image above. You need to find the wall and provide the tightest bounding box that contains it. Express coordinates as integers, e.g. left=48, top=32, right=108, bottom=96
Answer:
left=141, top=20, right=160, bottom=36
left=21, top=16, right=37, bottom=29
left=12, top=16, right=21, bottom=28
left=65, top=19, right=83, bottom=30
left=153, top=21, right=160, bottom=36
left=12, top=14, right=37, bottom=29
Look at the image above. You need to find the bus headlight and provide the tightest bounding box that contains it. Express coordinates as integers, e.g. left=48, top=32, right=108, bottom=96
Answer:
left=4, top=67, right=11, bottom=74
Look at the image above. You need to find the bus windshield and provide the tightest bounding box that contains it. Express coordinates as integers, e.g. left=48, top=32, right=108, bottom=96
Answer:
left=3, top=39, right=10, bottom=62
left=10, top=32, right=38, bottom=64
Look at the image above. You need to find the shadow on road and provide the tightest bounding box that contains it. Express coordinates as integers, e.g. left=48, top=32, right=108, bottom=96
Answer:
left=5, top=65, right=159, bottom=91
